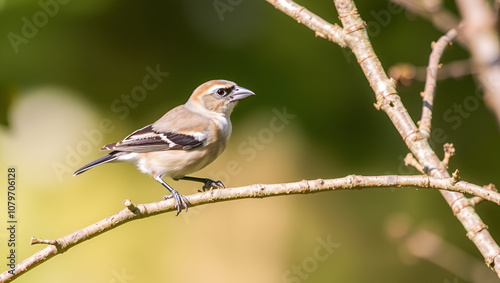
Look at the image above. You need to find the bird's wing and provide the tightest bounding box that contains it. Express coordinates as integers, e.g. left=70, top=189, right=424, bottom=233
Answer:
left=100, top=124, right=206, bottom=152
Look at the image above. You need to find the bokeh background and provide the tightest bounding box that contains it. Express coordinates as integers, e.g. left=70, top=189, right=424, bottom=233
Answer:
left=1, top=0, right=499, bottom=282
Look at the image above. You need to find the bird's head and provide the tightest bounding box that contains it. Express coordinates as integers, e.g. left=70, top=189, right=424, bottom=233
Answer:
left=186, top=80, right=255, bottom=116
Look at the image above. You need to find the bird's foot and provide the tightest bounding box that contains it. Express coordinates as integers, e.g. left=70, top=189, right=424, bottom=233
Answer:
left=200, top=179, right=225, bottom=192
left=163, top=190, right=188, bottom=216
left=177, top=176, right=225, bottom=192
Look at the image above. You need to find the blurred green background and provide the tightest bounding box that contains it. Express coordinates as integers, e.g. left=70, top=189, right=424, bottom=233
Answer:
left=1, top=0, right=499, bottom=282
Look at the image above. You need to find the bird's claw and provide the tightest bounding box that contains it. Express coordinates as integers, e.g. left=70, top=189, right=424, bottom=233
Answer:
left=200, top=179, right=225, bottom=192
left=163, top=191, right=188, bottom=216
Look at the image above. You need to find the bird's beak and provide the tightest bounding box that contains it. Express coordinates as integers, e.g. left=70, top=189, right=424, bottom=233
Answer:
left=229, top=86, right=255, bottom=102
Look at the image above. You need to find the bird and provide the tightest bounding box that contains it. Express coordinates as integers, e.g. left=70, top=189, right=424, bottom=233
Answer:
left=74, top=79, right=255, bottom=215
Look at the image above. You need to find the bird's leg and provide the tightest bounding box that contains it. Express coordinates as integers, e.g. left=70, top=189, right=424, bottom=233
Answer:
left=154, top=176, right=188, bottom=215
left=179, top=176, right=225, bottom=191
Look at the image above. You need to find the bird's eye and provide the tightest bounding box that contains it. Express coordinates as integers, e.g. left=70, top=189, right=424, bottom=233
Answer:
left=216, top=88, right=227, bottom=96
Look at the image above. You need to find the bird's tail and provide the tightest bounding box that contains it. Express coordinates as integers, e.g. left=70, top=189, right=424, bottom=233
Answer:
left=73, top=152, right=119, bottom=176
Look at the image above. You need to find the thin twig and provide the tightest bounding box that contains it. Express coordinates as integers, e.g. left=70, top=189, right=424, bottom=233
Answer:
left=1, top=175, right=499, bottom=282
left=394, top=0, right=500, bottom=125
left=442, top=143, right=456, bottom=167
left=404, top=153, right=425, bottom=174
left=389, top=59, right=472, bottom=86
left=471, top=184, right=499, bottom=206
left=267, top=0, right=346, bottom=46
left=419, top=29, right=458, bottom=138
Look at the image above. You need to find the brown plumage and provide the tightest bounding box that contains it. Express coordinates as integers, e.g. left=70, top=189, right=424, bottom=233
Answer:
left=74, top=80, right=255, bottom=215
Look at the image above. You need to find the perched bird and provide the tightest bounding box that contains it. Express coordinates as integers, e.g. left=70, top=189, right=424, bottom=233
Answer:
left=74, top=80, right=255, bottom=215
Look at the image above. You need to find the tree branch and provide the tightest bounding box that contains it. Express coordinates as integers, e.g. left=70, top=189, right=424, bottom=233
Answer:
left=389, top=59, right=472, bottom=86
left=267, top=0, right=346, bottom=46
left=263, top=0, right=500, bottom=277
left=392, top=0, right=500, bottom=125
left=419, top=28, right=458, bottom=138
left=1, top=175, right=499, bottom=282
left=455, top=0, right=500, bottom=126
left=334, top=1, right=500, bottom=277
